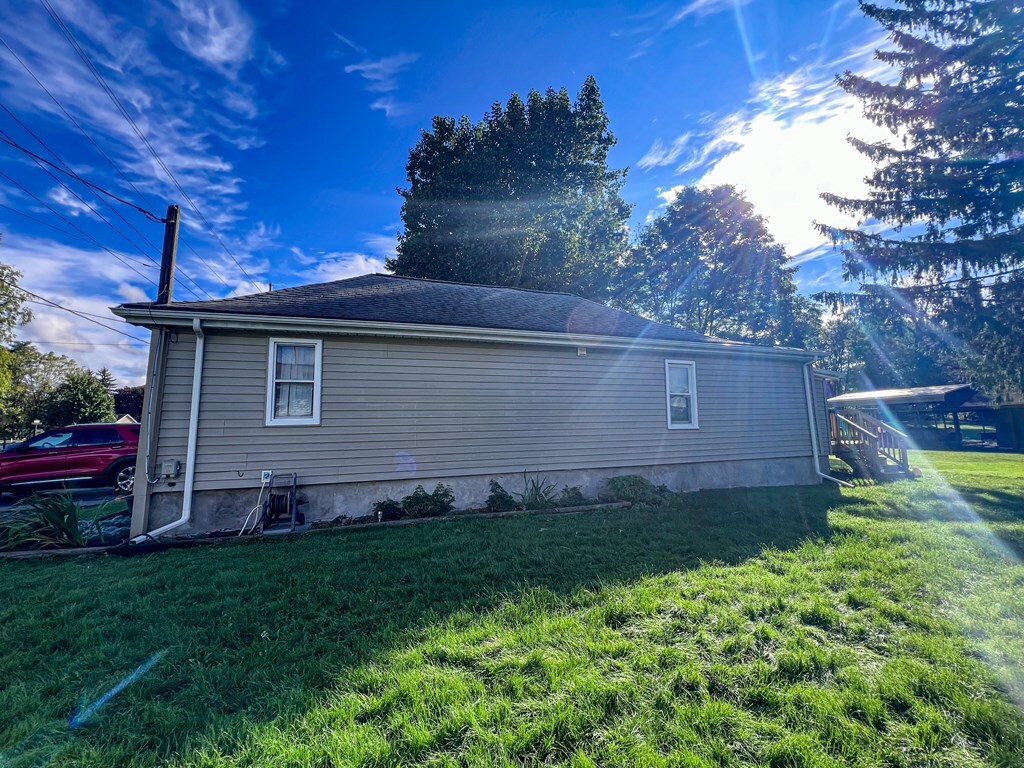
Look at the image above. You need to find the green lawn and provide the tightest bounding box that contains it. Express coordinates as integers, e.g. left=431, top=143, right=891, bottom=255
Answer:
left=1, top=451, right=1022, bottom=767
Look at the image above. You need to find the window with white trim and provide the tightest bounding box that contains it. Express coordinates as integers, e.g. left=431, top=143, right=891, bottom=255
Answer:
left=665, top=360, right=698, bottom=429
left=266, top=339, right=322, bottom=426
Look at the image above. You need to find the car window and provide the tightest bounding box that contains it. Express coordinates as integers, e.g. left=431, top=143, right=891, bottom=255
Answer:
left=23, top=431, right=73, bottom=450
left=69, top=428, right=123, bottom=447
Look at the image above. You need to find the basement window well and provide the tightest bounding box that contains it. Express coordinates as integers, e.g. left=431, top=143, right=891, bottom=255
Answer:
left=266, top=338, right=323, bottom=426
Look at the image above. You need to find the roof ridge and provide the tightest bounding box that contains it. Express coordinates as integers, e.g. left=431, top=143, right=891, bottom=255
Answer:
left=370, top=273, right=579, bottom=298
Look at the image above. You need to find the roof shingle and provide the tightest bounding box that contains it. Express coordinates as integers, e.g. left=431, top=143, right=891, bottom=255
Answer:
left=119, top=273, right=718, bottom=344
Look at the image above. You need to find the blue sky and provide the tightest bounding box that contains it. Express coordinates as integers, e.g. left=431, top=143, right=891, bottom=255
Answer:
left=0, top=0, right=890, bottom=383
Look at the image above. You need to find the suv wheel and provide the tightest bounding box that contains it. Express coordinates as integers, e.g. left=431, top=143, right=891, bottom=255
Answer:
left=109, top=461, right=136, bottom=494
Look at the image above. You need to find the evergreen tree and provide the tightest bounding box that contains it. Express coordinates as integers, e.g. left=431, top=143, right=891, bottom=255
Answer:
left=41, top=370, right=115, bottom=428
left=819, top=0, right=1024, bottom=397
left=388, top=77, right=631, bottom=299
left=96, top=367, right=117, bottom=396
left=617, top=186, right=820, bottom=347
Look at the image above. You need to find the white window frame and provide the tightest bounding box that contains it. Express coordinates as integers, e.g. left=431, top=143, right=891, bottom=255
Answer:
left=664, top=360, right=699, bottom=430
left=265, top=338, right=323, bottom=427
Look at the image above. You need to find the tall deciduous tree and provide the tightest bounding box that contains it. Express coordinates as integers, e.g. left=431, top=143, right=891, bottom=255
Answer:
left=0, top=343, right=81, bottom=436
left=819, top=0, right=1024, bottom=398
left=388, top=77, right=631, bottom=299
left=616, top=185, right=820, bottom=347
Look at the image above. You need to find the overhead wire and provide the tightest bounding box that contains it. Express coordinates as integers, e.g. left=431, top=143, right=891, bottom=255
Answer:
left=0, top=167, right=157, bottom=279
left=0, top=125, right=163, bottom=221
left=0, top=201, right=94, bottom=243
left=37, top=0, right=263, bottom=294
left=0, top=32, right=214, bottom=299
left=0, top=106, right=208, bottom=299
left=15, top=339, right=147, bottom=347
left=0, top=272, right=147, bottom=342
left=0, top=123, right=162, bottom=269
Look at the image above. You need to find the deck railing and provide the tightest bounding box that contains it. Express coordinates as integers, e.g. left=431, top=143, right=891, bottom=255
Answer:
left=829, top=410, right=911, bottom=476
left=860, top=413, right=910, bottom=473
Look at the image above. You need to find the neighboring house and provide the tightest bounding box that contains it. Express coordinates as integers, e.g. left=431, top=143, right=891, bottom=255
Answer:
left=114, top=274, right=832, bottom=538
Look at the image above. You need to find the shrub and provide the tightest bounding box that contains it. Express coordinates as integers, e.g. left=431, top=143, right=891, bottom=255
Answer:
left=518, top=474, right=559, bottom=510
left=401, top=483, right=455, bottom=518
left=604, top=475, right=667, bottom=505
left=485, top=480, right=519, bottom=512
left=558, top=485, right=587, bottom=507
left=0, top=492, right=122, bottom=551
left=373, top=497, right=403, bottom=522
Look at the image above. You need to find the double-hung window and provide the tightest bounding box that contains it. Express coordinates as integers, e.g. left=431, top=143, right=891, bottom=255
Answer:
left=665, top=360, right=698, bottom=429
left=266, top=338, right=322, bottom=426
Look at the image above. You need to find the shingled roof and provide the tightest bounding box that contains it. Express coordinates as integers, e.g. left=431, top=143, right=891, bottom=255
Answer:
left=117, top=273, right=717, bottom=344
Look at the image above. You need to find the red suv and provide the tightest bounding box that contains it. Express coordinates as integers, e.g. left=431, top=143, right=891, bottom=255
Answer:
left=0, top=423, right=139, bottom=497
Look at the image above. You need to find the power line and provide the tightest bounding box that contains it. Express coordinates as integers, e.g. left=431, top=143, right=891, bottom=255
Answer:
left=14, top=339, right=147, bottom=347
left=0, top=106, right=208, bottom=300
left=0, top=202, right=94, bottom=243
left=37, top=0, right=262, bottom=293
left=0, top=126, right=163, bottom=221
left=0, top=122, right=163, bottom=268
left=0, top=166, right=156, bottom=280
left=23, top=299, right=136, bottom=325
left=0, top=34, right=163, bottom=215
left=0, top=273, right=146, bottom=341
left=0, top=32, right=213, bottom=300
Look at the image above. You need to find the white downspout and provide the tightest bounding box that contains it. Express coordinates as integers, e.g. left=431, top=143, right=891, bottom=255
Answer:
left=803, top=362, right=853, bottom=488
left=135, top=318, right=205, bottom=540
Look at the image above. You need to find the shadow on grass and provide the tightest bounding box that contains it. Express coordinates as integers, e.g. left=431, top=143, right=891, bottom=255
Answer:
left=0, top=483, right=844, bottom=765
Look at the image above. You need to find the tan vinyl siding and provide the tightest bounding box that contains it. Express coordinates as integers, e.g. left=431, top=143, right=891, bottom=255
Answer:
left=153, top=331, right=816, bottom=492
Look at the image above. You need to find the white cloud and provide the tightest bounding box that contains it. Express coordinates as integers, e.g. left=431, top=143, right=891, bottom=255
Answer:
left=0, top=0, right=268, bottom=239
left=344, top=53, right=419, bottom=92
left=1, top=235, right=151, bottom=384
left=643, top=38, right=894, bottom=260
left=637, top=134, right=691, bottom=170
left=169, top=0, right=255, bottom=75
left=46, top=186, right=96, bottom=217
left=670, top=0, right=753, bottom=24
left=293, top=250, right=386, bottom=284
left=332, top=31, right=367, bottom=55
left=343, top=52, right=418, bottom=117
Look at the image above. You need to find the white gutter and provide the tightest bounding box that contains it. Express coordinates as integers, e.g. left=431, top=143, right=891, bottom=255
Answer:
left=112, top=307, right=819, bottom=362
left=803, top=362, right=854, bottom=488
left=136, top=318, right=206, bottom=540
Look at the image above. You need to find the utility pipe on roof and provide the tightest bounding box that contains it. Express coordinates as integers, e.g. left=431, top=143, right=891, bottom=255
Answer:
left=133, top=318, right=205, bottom=540
left=803, top=362, right=854, bottom=488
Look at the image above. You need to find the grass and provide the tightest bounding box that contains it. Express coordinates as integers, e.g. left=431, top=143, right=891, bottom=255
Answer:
left=0, top=450, right=1022, bottom=767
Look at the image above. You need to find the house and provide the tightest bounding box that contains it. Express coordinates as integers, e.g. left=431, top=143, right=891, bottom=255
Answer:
left=113, top=273, right=833, bottom=538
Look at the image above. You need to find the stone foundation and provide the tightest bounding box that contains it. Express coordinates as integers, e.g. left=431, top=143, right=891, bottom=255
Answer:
left=145, top=456, right=821, bottom=536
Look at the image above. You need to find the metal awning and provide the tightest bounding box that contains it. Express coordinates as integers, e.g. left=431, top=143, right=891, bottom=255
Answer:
left=828, top=383, right=978, bottom=409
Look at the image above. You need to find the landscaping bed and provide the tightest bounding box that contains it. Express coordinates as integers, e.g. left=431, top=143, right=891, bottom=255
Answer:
left=0, top=451, right=1021, bottom=767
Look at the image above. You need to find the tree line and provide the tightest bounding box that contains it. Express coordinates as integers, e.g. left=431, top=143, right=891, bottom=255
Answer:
left=2, top=1, right=1018, bottom=408
left=390, top=0, right=1022, bottom=401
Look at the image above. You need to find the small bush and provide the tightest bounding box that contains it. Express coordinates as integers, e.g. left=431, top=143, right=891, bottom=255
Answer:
left=518, top=474, right=559, bottom=510
left=485, top=480, right=518, bottom=512
left=373, top=497, right=403, bottom=522
left=401, top=483, right=455, bottom=518
left=558, top=485, right=587, bottom=507
left=0, top=493, right=123, bottom=551
left=604, top=475, right=667, bottom=505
